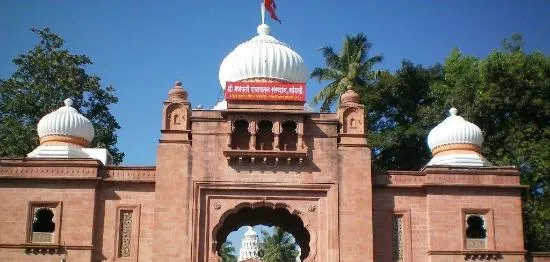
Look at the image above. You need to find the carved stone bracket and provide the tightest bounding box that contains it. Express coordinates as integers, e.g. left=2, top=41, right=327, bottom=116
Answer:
left=223, top=149, right=307, bottom=166
left=22, top=244, right=65, bottom=255
left=464, top=252, right=502, bottom=260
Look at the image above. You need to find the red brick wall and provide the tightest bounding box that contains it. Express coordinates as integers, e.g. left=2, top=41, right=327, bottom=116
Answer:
left=0, top=180, right=97, bottom=262
left=373, top=172, right=525, bottom=262
left=373, top=187, right=428, bottom=262
left=95, top=183, right=155, bottom=262
left=530, top=253, right=550, bottom=262
left=426, top=187, right=524, bottom=252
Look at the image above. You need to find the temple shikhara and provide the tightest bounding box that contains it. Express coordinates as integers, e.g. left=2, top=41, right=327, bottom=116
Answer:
left=0, top=14, right=529, bottom=262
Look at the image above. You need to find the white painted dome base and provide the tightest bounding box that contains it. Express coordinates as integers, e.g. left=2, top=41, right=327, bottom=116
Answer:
left=27, top=145, right=113, bottom=165
left=426, top=153, right=491, bottom=167
left=212, top=100, right=228, bottom=110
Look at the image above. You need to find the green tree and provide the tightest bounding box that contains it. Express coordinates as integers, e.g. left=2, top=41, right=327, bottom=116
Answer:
left=219, top=241, right=237, bottom=262
left=366, top=61, right=443, bottom=171
left=261, top=227, right=298, bottom=262
left=0, top=28, right=124, bottom=163
left=310, top=33, right=382, bottom=111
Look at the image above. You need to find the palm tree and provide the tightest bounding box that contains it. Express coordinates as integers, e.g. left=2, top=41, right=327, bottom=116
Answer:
left=219, top=241, right=237, bottom=262
left=260, top=227, right=299, bottom=262
left=310, top=33, right=383, bottom=111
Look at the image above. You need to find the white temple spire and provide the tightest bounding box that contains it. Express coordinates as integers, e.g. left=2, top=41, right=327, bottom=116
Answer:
left=238, top=226, right=261, bottom=261
left=261, top=2, right=266, bottom=25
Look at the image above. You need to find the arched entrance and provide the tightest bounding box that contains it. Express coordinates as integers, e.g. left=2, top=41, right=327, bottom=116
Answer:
left=191, top=182, right=337, bottom=262
left=213, top=202, right=311, bottom=260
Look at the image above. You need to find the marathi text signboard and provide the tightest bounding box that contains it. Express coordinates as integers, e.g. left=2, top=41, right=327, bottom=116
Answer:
left=225, top=81, right=306, bottom=102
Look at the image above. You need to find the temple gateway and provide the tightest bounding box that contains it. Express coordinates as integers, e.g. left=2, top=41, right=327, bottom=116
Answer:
left=0, top=22, right=529, bottom=262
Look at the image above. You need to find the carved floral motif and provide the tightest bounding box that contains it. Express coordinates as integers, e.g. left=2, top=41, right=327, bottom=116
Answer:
left=392, top=215, right=404, bottom=261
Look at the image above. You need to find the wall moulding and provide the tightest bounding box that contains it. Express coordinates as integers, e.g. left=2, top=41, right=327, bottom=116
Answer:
left=374, top=168, right=524, bottom=188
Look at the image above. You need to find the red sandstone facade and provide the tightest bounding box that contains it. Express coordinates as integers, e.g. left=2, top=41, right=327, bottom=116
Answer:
left=0, top=84, right=538, bottom=262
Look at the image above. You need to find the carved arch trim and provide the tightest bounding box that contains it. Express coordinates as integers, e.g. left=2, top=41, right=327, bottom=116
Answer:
left=211, top=201, right=317, bottom=262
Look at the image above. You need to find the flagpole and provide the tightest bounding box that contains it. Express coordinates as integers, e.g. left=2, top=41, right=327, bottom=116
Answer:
left=261, top=1, right=266, bottom=24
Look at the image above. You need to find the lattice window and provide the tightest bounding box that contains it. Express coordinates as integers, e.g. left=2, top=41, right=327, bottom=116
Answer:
left=465, top=214, right=487, bottom=249
left=392, top=215, right=404, bottom=262
left=118, top=210, right=133, bottom=258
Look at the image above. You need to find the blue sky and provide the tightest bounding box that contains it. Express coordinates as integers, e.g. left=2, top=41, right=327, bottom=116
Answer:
left=1, top=0, right=548, bottom=256
left=1, top=1, right=548, bottom=166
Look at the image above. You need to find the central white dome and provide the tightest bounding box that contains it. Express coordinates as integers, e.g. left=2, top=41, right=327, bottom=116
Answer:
left=219, top=24, right=308, bottom=89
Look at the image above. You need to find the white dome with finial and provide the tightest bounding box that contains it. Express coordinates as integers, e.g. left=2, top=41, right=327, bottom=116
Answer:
left=37, top=98, right=95, bottom=144
left=219, top=24, right=308, bottom=89
left=427, top=108, right=484, bottom=151
left=426, top=108, right=491, bottom=167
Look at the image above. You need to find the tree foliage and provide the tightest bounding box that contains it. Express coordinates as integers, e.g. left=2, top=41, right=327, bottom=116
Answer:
left=261, top=227, right=298, bottom=262
left=219, top=241, right=237, bottom=262
left=310, top=33, right=382, bottom=111
left=0, top=28, right=124, bottom=163
left=366, top=61, right=443, bottom=170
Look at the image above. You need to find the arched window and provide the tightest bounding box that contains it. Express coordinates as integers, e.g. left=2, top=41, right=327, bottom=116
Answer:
left=465, top=214, right=488, bottom=250
left=31, top=208, right=55, bottom=243
left=279, top=120, right=298, bottom=151
left=232, top=119, right=251, bottom=150
left=32, top=208, right=55, bottom=233
left=255, top=120, right=274, bottom=150
left=466, top=215, right=486, bottom=239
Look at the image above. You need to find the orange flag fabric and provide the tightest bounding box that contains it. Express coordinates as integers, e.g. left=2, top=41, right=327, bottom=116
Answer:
left=264, top=0, right=281, bottom=23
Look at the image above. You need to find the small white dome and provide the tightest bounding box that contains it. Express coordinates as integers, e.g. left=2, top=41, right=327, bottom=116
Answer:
left=427, top=108, right=484, bottom=151
left=37, top=98, right=95, bottom=143
left=219, top=24, right=308, bottom=89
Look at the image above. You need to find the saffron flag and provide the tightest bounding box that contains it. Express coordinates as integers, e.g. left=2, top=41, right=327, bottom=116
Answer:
left=264, top=0, right=281, bottom=23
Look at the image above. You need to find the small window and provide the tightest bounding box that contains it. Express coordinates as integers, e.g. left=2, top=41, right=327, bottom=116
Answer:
left=28, top=202, right=61, bottom=244
left=465, top=214, right=487, bottom=249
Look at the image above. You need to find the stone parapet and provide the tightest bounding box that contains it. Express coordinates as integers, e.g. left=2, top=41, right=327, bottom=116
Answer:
left=373, top=167, right=523, bottom=188
left=103, top=166, right=156, bottom=182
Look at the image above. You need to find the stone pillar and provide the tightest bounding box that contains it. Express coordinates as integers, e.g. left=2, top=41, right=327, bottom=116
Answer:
left=336, top=89, right=373, bottom=261
left=273, top=121, right=280, bottom=150
left=297, top=121, right=304, bottom=150
left=154, top=81, right=193, bottom=261
left=249, top=120, right=256, bottom=150
left=227, top=129, right=232, bottom=149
